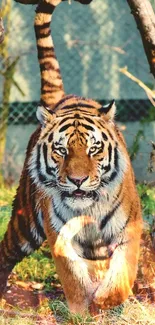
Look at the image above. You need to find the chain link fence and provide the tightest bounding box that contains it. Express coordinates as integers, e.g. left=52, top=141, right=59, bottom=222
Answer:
left=0, top=100, right=154, bottom=126
left=0, top=0, right=155, bottom=183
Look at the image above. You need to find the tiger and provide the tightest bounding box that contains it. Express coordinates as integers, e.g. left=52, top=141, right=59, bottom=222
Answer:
left=0, top=0, right=142, bottom=315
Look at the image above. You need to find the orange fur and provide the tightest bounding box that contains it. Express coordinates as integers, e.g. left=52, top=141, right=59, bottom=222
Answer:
left=0, top=0, right=142, bottom=316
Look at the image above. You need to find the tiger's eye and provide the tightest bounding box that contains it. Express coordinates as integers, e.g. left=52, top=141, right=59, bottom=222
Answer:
left=89, top=146, right=97, bottom=154
left=59, top=147, right=67, bottom=155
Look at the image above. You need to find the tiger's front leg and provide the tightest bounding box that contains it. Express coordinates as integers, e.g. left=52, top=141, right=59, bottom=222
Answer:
left=92, top=222, right=142, bottom=309
left=44, top=215, right=98, bottom=314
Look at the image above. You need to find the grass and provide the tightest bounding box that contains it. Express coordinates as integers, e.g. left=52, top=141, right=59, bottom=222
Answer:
left=0, top=183, right=155, bottom=324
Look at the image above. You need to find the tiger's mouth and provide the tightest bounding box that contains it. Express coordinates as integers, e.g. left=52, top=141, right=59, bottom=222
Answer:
left=61, top=189, right=99, bottom=201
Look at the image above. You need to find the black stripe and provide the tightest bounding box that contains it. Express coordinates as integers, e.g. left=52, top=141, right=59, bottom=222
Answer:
left=107, top=146, right=119, bottom=183
left=35, top=22, right=51, bottom=30
left=37, top=46, right=55, bottom=60
left=18, top=214, right=39, bottom=251
left=48, top=133, right=53, bottom=142
left=51, top=155, right=57, bottom=164
left=108, top=143, right=112, bottom=162
left=43, top=143, right=55, bottom=176
left=83, top=255, right=109, bottom=261
left=100, top=200, right=121, bottom=230
left=53, top=203, right=66, bottom=227
left=37, top=144, right=41, bottom=171
left=59, top=123, right=73, bottom=133
left=42, top=131, right=50, bottom=140
left=29, top=184, right=46, bottom=241
left=54, top=95, right=75, bottom=110
left=78, top=240, right=105, bottom=250
left=114, top=146, right=119, bottom=170
left=37, top=45, right=54, bottom=51
left=59, top=116, right=74, bottom=125
left=40, top=62, right=56, bottom=71
left=108, top=171, right=117, bottom=182
left=106, top=129, right=114, bottom=140
left=84, top=116, right=95, bottom=124
left=58, top=110, right=97, bottom=118
left=81, top=123, right=94, bottom=131
left=10, top=225, right=26, bottom=259
left=37, top=145, right=47, bottom=183
left=61, top=103, right=96, bottom=110
left=77, top=241, right=110, bottom=261
left=102, top=164, right=111, bottom=173
left=102, top=132, right=108, bottom=141
left=36, top=3, right=55, bottom=14
left=0, top=238, right=17, bottom=268
left=12, top=195, right=20, bottom=220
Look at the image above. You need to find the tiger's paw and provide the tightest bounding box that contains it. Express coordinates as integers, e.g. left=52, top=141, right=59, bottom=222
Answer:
left=93, top=285, right=129, bottom=310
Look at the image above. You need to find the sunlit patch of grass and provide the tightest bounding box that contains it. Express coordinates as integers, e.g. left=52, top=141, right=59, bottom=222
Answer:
left=0, top=318, right=34, bottom=325
left=49, top=298, right=155, bottom=325
left=103, top=298, right=155, bottom=325
left=50, top=299, right=94, bottom=325
left=0, top=207, right=11, bottom=240
left=14, top=246, right=56, bottom=285
left=137, top=184, right=155, bottom=219
left=0, top=312, right=35, bottom=325
left=0, top=185, right=16, bottom=207
left=48, top=298, right=155, bottom=324
left=0, top=185, right=16, bottom=240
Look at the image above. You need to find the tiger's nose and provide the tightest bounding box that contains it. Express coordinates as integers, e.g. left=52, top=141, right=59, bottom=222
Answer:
left=67, top=175, right=89, bottom=187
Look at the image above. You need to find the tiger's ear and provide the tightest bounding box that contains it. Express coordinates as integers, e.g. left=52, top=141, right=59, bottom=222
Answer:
left=99, top=100, right=116, bottom=121
left=36, top=106, right=55, bottom=126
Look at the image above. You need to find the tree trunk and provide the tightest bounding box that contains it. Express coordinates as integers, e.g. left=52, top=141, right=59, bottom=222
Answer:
left=126, top=0, right=155, bottom=78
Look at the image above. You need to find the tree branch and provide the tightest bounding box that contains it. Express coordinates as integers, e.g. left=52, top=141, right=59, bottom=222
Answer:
left=126, top=0, right=155, bottom=78
left=119, top=66, right=155, bottom=104
left=0, top=17, right=5, bottom=44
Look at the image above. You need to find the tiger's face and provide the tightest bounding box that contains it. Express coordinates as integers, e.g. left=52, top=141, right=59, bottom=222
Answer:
left=30, top=96, right=128, bottom=211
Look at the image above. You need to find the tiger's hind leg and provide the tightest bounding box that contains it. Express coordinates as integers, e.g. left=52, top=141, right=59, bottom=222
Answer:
left=0, top=191, right=46, bottom=298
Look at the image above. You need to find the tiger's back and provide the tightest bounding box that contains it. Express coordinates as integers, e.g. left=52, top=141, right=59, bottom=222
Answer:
left=0, top=0, right=142, bottom=315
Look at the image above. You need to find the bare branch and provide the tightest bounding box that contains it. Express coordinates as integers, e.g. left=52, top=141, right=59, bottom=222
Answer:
left=119, top=66, right=155, bottom=105
left=0, top=17, right=5, bottom=44
left=126, top=0, right=155, bottom=78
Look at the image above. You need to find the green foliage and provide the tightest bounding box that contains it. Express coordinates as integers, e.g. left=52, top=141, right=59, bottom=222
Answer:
left=14, top=247, right=56, bottom=283
left=0, top=184, right=16, bottom=206
left=129, top=129, right=144, bottom=161
left=129, top=105, right=155, bottom=161
left=137, top=184, right=155, bottom=224
left=141, top=106, right=155, bottom=124
left=0, top=185, right=16, bottom=239
left=50, top=299, right=94, bottom=325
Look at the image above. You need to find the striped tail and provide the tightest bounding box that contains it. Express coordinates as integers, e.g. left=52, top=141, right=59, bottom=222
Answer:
left=34, top=0, right=65, bottom=109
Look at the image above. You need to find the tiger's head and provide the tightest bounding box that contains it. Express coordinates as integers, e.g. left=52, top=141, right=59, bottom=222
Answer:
left=29, top=95, right=128, bottom=211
